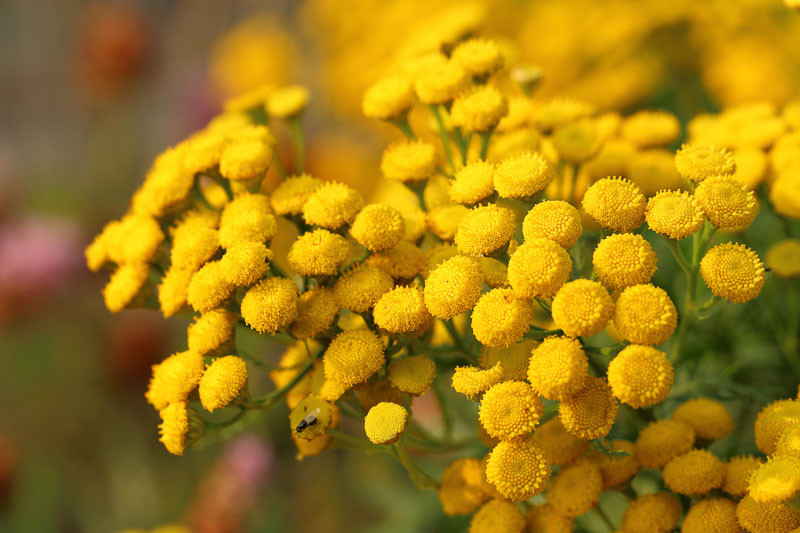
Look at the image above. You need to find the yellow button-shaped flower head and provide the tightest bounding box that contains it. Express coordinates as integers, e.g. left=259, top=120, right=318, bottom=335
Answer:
left=290, top=287, right=338, bottom=339
left=479, top=340, right=536, bottom=382
left=736, top=496, right=800, bottom=533
left=547, top=460, right=603, bottom=518
left=586, top=439, right=640, bottom=490
left=755, top=399, right=800, bottom=455
left=413, top=57, right=470, bottom=105
left=681, top=498, right=740, bottom=533
left=450, top=161, right=495, bottom=205
left=451, top=37, right=504, bottom=78
left=266, top=85, right=309, bottom=118
left=530, top=417, right=590, bottom=466
left=485, top=439, right=550, bottom=502
left=270, top=174, right=323, bottom=216
left=695, top=175, right=758, bottom=231
left=626, top=149, right=685, bottom=196
left=672, top=397, right=734, bottom=441
left=187, top=309, right=237, bottom=355
left=334, top=264, right=394, bottom=312
left=168, top=213, right=218, bottom=271
left=219, top=241, right=271, bottom=287
left=634, top=420, right=695, bottom=469
left=593, top=234, right=658, bottom=291
left=364, top=402, right=408, bottom=444
left=158, top=401, right=202, bottom=456
left=350, top=203, right=405, bottom=252
left=426, top=204, right=470, bottom=240
left=450, top=85, right=508, bottom=133
left=551, top=279, right=615, bottom=338
left=525, top=504, right=574, bottom=533
left=469, top=499, right=526, bottom=533
left=622, top=110, right=680, bottom=148
left=663, top=449, right=725, bottom=495
left=158, top=266, right=193, bottom=318
left=362, top=74, right=414, bottom=120
left=527, top=336, right=587, bottom=401
left=437, top=458, right=490, bottom=516
left=582, top=177, right=646, bottom=232
left=288, top=229, right=350, bottom=276
left=387, top=355, right=436, bottom=396
left=749, top=456, right=800, bottom=503
left=770, top=173, right=800, bottom=219
left=289, top=396, right=333, bottom=441
left=558, top=376, right=618, bottom=440
left=776, top=424, right=800, bottom=457
left=240, top=277, right=298, bottom=334
left=620, top=493, right=681, bottom=533
left=219, top=135, right=273, bottom=181
left=373, top=286, right=431, bottom=334
left=724, top=455, right=763, bottom=497
left=187, top=261, right=234, bottom=313
left=380, top=139, right=438, bottom=182
left=103, top=263, right=149, bottom=314
left=552, top=118, right=602, bottom=164
left=522, top=200, right=582, bottom=249
left=478, top=257, right=508, bottom=289
left=700, top=242, right=765, bottom=303
left=302, top=181, right=364, bottom=229
left=323, top=329, right=384, bottom=388
left=645, top=190, right=704, bottom=240
left=106, top=214, right=165, bottom=265
left=199, top=355, right=248, bottom=413
left=367, top=241, right=426, bottom=280
left=533, top=98, right=594, bottom=132
left=451, top=363, right=505, bottom=399
left=766, top=238, right=800, bottom=278
left=674, top=144, right=736, bottom=182
left=508, top=238, right=572, bottom=299
left=424, top=255, right=483, bottom=319
left=494, top=152, right=555, bottom=198
left=455, top=204, right=517, bottom=257
left=471, top=288, right=534, bottom=348
left=145, top=350, right=205, bottom=411
left=479, top=381, right=543, bottom=441
left=218, top=193, right=277, bottom=249
left=613, top=284, right=677, bottom=345
left=607, top=345, right=673, bottom=408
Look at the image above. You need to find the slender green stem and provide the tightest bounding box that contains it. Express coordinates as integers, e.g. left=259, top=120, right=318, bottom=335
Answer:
left=479, top=132, right=491, bottom=159
left=328, top=429, right=388, bottom=454
left=288, top=117, right=306, bottom=174
left=270, top=261, right=288, bottom=278
left=588, top=506, right=615, bottom=532
left=431, top=105, right=455, bottom=172
left=393, top=440, right=438, bottom=490
left=443, top=319, right=473, bottom=360
left=389, top=116, right=415, bottom=139
left=432, top=379, right=453, bottom=442
left=251, top=350, right=318, bottom=409
left=271, top=150, right=288, bottom=179
left=665, top=239, right=692, bottom=280
left=524, top=328, right=561, bottom=340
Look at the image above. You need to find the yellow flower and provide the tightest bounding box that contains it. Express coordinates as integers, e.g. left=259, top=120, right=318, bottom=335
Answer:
left=471, top=288, right=534, bottom=348
left=613, top=284, right=677, bottom=345
left=634, top=419, right=695, bottom=469
left=522, top=200, right=582, bottom=249
left=558, top=376, right=618, bottom=440
left=104, top=214, right=165, bottom=265
left=485, top=439, right=550, bottom=502
left=158, top=402, right=202, bottom=456
left=695, top=175, right=758, bottom=231
left=736, top=496, right=800, bottom=533
left=219, top=241, right=271, bottom=287
left=103, top=263, right=149, bottom=314
left=607, top=344, right=673, bottom=408
left=364, top=402, right=408, bottom=444
left=672, top=397, right=734, bottom=441
left=593, top=234, right=657, bottom=291
left=527, top=336, right=587, bottom=401
left=479, top=340, right=534, bottom=382
left=240, top=277, right=298, bottom=334
left=373, top=287, right=431, bottom=334
left=362, top=75, right=415, bottom=120
left=766, top=238, right=800, bottom=278
left=380, top=139, right=438, bottom=182
left=525, top=504, right=573, bottom=533
left=493, top=152, right=554, bottom=198
left=293, top=432, right=330, bottom=460
left=266, top=85, right=309, bottom=118
left=367, top=241, right=426, bottom=279
left=451, top=37, right=504, bottom=78
left=350, top=203, right=405, bottom=252
left=749, top=456, right=800, bottom=503
left=333, top=264, right=394, bottom=312
left=674, top=144, right=736, bottom=182
left=533, top=99, right=594, bottom=132
left=158, top=266, right=193, bottom=318
left=450, top=86, right=508, bottom=133
left=551, top=279, right=614, bottom=338
left=270, top=174, right=323, bottom=216
left=621, top=110, right=680, bottom=148
left=413, top=57, right=470, bottom=105
left=755, top=399, right=800, bottom=455
left=303, top=181, right=365, bottom=229
left=507, top=238, right=572, bottom=300
left=620, top=493, right=681, bottom=533
left=130, top=147, right=194, bottom=218
left=533, top=416, right=590, bottom=468
left=724, top=455, right=764, bottom=497
left=452, top=363, right=505, bottom=399
left=552, top=119, right=602, bottom=164
left=770, top=172, right=800, bottom=219
left=455, top=204, right=517, bottom=257
left=387, top=355, right=436, bottom=396
left=645, top=190, right=704, bottom=240
left=287, top=229, right=350, bottom=276
left=424, top=256, right=483, bottom=319
left=681, top=498, right=740, bottom=533
left=732, top=147, right=768, bottom=190
left=145, top=350, right=205, bottom=410
left=479, top=381, right=543, bottom=441
left=547, top=460, right=603, bottom=518
left=477, top=257, right=508, bottom=289
left=198, top=355, right=248, bottom=413
left=289, top=396, right=333, bottom=440
left=290, top=288, right=338, bottom=339
left=449, top=161, right=495, bottom=205
left=700, top=242, right=765, bottom=303
left=426, top=204, right=470, bottom=240
left=169, top=211, right=219, bottom=271
left=356, top=379, right=403, bottom=412
left=219, top=132, right=274, bottom=181
left=497, top=97, right=534, bottom=132
left=586, top=439, right=640, bottom=490
left=187, top=261, right=234, bottom=313
left=323, top=329, right=384, bottom=388
left=218, top=193, right=277, bottom=249
left=581, top=177, right=646, bottom=233
left=626, top=149, right=686, bottom=196
left=470, top=499, right=526, bottom=533
left=187, top=310, right=237, bottom=355
left=777, top=424, right=800, bottom=457
left=437, top=458, right=490, bottom=516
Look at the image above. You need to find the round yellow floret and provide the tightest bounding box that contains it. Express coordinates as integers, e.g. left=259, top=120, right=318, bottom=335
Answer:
left=672, top=397, right=734, bottom=441
left=547, top=460, right=603, bottom=518
left=613, top=284, right=677, bottom=345
left=362, top=74, right=415, bottom=120
left=266, top=85, right=309, bottom=118
left=454, top=204, right=517, bottom=257
left=695, top=175, right=758, bottom=231
left=452, top=363, right=505, bottom=399
left=380, top=139, right=438, bottom=182
left=373, top=286, right=431, bottom=333
left=289, top=396, right=333, bottom=440
left=303, top=181, right=365, bottom=229
left=700, top=242, right=765, bottom=303
left=186, top=261, right=234, bottom=313
left=105, top=214, right=165, bottom=265
left=527, top=336, right=587, bottom=401
left=485, top=439, right=550, bottom=501
left=479, top=381, right=543, bottom=440
left=770, top=173, right=800, bottom=219
left=507, top=238, right=572, bottom=300
left=424, top=256, right=483, bottom=319
left=438, top=458, right=490, bottom=516
left=451, top=38, right=504, bottom=77
left=364, top=402, right=408, bottom=445
left=766, top=238, right=800, bottom=278
left=626, top=149, right=685, bottom=196
left=725, top=455, right=764, bottom=497
left=748, top=456, right=800, bottom=503
left=187, top=310, right=237, bottom=355
left=607, top=344, right=673, bottom=408
left=558, top=376, right=618, bottom=439
left=776, top=424, right=800, bottom=457
left=367, top=241, right=426, bottom=280
left=551, top=279, right=614, bottom=338
left=450, top=161, right=495, bottom=205
left=522, top=201, right=582, bottom=249
left=350, top=203, right=405, bottom=252
left=478, top=257, right=509, bottom=289
left=169, top=213, right=219, bottom=271
left=586, top=439, right=640, bottom=489
left=732, top=147, right=768, bottom=190
left=426, top=204, right=470, bottom=240
left=103, top=263, right=149, bottom=314
left=471, top=288, right=534, bottom=348
left=470, top=499, right=526, bottom=533
left=596, top=235, right=657, bottom=292
left=525, top=504, right=573, bottom=533
left=158, top=266, right=193, bottom=318
left=290, top=287, right=338, bottom=339
left=620, top=493, right=681, bottom=533
left=240, top=277, right=298, bottom=334
left=621, top=110, right=680, bottom=148
left=450, top=86, right=508, bottom=133
left=533, top=99, right=594, bottom=132
left=288, top=229, right=350, bottom=276
left=219, top=135, right=273, bottom=181
left=634, top=419, right=696, bottom=469
left=145, top=350, right=205, bottom=410
left=387, top=355, right=436, bottom=396
left=158, top=402, right=202, bottom=456
left=334, top=264, right=394, bottom=312
left=736, top=496, right=800, bottom=533
left=198, top=355, right=248, bottom=413
left=323, top=329, right=384, bottom=388
left=218, top=193, right=277, bottom=249
left=479, top=340, right=535, bottom=382
left=645, top=190, right=705, bottom=240
left=755, top=399, right=800, bottom=455
left=270, top=174, right=323, bottom=216
left=413, top=57, right=470, bottom=105
left=552, top=119, right=602, bottom=164
left=530, top=416, right=589, bottom=466
left=582, top=177, right=646, bottom=232
left=219, top=241, right=270, bottom=287
left=681, top=498, right=740, bottom=533
left=494, top=152, right=554, bottom=198
left=674, top=144, right=736, bottom=182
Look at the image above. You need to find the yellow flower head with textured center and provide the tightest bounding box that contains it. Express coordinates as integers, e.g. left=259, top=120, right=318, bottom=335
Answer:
left=380, top=139, right=438, bottom=182
left=681, top=498, right=740, bottom=533
left=426, top=204, right=470, bottom=240
left=587, top=439, right=640, bottom=490
left=626, top=149, right=685, bottom=196
left=219, top=241, right=271, bottom=287
left=776, top=424, right=800, bottom=457
left=558, top=376, right=618, bottom=439
left=748, top=455, right=800, bottom=503
left=437, top=458, right=490, bottom=516
left=455, top=204, right=517, bottom=257
left=479, top=340, right=535, bottom=382
left=265, top=85, right=309, bottom=118
left=387, top=355, right=436, bottom=396
left=218, top=193, right=277, bottom=249
left=290, top=287, right=338, bottom=339
left=663, top=449, right=726, bottom=495
left=497, top=97, right=534, bottom=132
left=413, top=57, right=470, bottom=105
left=323, top=329, right=384, bottom=388
left=423, top=243, right=461, bottom=278
left=634, top=420, right=696, bottom=469
left=525, top=504, right=574, bottom=533
left=732, top=147, right=768, bottom=190
left=199, top=355, right=248, bottom=413
left=700, top=242, right=765, bottom=303
left=533, top=418, right=590, bottom=470
left=645, top=190, right=704, bottom=240
left=522, top=200, right=582, bottom=249
left=533, top=99, right=594, bottom=132
left=103, top=214, right=165, bottom=266
left=450, top=161, right=495, bottom=205
left=552, top=119, right=603, bottom=164
left=187, top=309, right=237, bottom=355
left=187, top=261, right=234, bottom=313
left=158, top=402, right=201, bottom=456
left=334, top=264, right=394, bottom=312
left=620, top=493, right=681, bottom=533
left=183, top=129, right=228, bottom=174
left=424, top=255, right=483, bottom=319
left=494, top=152, right=554, bottom=198
left=582, top=177, right=646, bottom=232
left=770, top=172, right=800, bottom=219
left=219, top=134, right=274, bottom=181
left=145, top=350, right=205, bottom=411
left=695, top=175, right=758, bottom=231
left=288, top=229, right=350, bottom=276
left=103, top=263, right=149, bottom=314
left=362, top=74, right=415, bottom=120
left=672, top=397, right=734, bottom=441
left=736, top=496, right=800, bottom=533
left=470, top=499, right=526, bottom=533
left=621, top=110, right=680, bottom=148
left=593, top=233, right=657, bottom=291
left=270, top=174, right=323, bottom=216
left=240, top=277, right=298, bottom=334
left=613, top=284, right=677, bottom=345
left=452, top=363, right=505, bottom=399
left=551, top=279, right=614, bottom=338
left=158, top=266, right=193, bottom=318
left=350, top=203, right=405, bottom=252
left=471, top=288, right=534, bottom=348
left=302, top=181, right=365, bottom=229
left=168, top=212, right=219, bottom=272
left=507, top=238, right=572, bottom=299
left=485, top=438, right=550, bottom=501
left=527, top=336, right=587, bottom=401
left=289, top=396, right=333, bottom=441
left=364, top=402, right=408, bottom=445
left=607, top=344, right=674, bottom=408
left=674, top=144, right=736, bottom=182
left=450, top=85, right=508, bottom=133
left=477, top=257, right=508, bottom=289
left=130, top=146, right=194, bottom=218
left=755, top=399, right=800, bottom=455
left=367, top=241, right=426, bottom=280
left=479, top=381, right=543, bottom=440
left=373, top=286, right=431, bottom=334
left=547, top=460, right=603, bottom=518
left=766, top=238, right=800, bottom=278
left=451, top=37, right=504, bottom=78
left=724, top=455, right=763, bottom=497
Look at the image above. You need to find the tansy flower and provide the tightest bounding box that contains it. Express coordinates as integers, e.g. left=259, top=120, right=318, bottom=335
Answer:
left=187, top=261, right=234, bottom=313
left=732, top=147, right=768, bottom=190
left=423, top=243, right=461, bottom=278
left=525, top=504, right=574, bottom=533
left=424, top=256, right=483, bottom=319
left=287, top=229, right=350, bottom=276
left=471, top=288, right=534, bottom=348
left=452, top=363, right=505, bottom=399
left=530, top=416, right=589, bottom=466
left=634, top=420, right=696, bottom=469
left=438, top=458, right=490, bottom=516
left=479, top=340, right=535, bottom=382
left=413, top=57, right=470, bottom=105
left=487, top=128, right=541, bottom=162
left=424, top=175, right=454, bottom=210
left=183, top=128, right=228, bottom=174
left=367, top=241, right=426, bottom=280
left=218, top=193, right=277, bottom=249
left=158, top=266, right=193, bottom=318
left=364, top=402, right=408, bottom=445
left=613, top=284, right=677, bottom=345
left=85, top=220, right=120, bottom=272
left=645, top=190, right=704, bottom=240
left=454, top=204, right=516, bottom=257
left=219, top=241, right=271, bottom=287
left=736, top=496, right=800, bottom=533
left=694, top=175, right=758, bottom=231
left=527, top=336, right=587, bottom=401
left=494, top=152, right=554, bottom=198
left=356, top=379, right=403, bottom=411
left=497, top=97, right=534, bottom=132
left=380, top=139, right=438, bottom=182
left=479, top=381, right=543, bottom=440
left=558, top=376, right=617, bottom=439
left=303, top=181, right=365, bottom=229
left=581, top=177, right=646, bottom=233
left=607, top=344, right=674, bottom=408
left=289, top=396, right=333, bottom=440
left=724, top=455, right=764, bottom=497
left=145, top=350, right=205, bottom=410
left=103, top=263, right=149, bottom=313
left=626, top=149, right=685, bottom=196
left=485, top=439, right=550, bottom=501
left=700, top=242, right=765, bottom=303
left=373, top=286, right=431, bottom=334
left=507, top=238, right=572, bottom=299
left=451, top=37, right=504, bottom=78
left=323, top=329, right=384, bottom=388
left=674, top=144, right=736, bottom=182
left=766, top=238, right=800, bottom=278
left=586, top=439, right=640, bottom=489
left=290, top=288, right=338, bottom=339
left=265, top=85, right=309, bottom=118
left=449, top=161, right=495, bottom=205
left=522, top=200, right=582, bottom=249
left=187, top=310, right=237, bottom=355
left=551, top=279, right=615, bottom=338
left=270, top=174, right=323, bottom=216
left=350, top=203, right=405, bottom=252
left=219, top=132, right=274, bottom=181
left=770, top=173, right=800, bottom=219
left=469, top=499, right=526, bottom=533
left=593, top=233, right=658, bottom=291
left=387, top=355, right=436, bottom=396
left=748, top=456, right=800, bottom=503
left=478, top=257, right=508, bottom=289
left=672, top=397, right=734, bottom=441
left=776, top=424, right=800, bottom=457
left=130, top=146, right=194, bottom=218
left=169, top=212, right=219, bottom=271
left=533, top=99, right=594, bottom=132
left=681, top=498, right=740, bottom=533
left=547, top=460, right=603, bottom=518
left=158, top=402, right=202, bottom=456
left=270, top=342, right=314, bottom=389
left=426, top=204, right=470, bottom=240
left=199, top=355, right=248, bottom=413
left=450, top=86, right=508, bottom=133
left=240, top=277, right=298, bottom=334
left=621, top=110, right=680, bottom=148
left=293, top=432, right=330, bottom=461
left=362, top=74, right=415, bottom=120
left=620, top=493, right=681, bottom=533
left=334, top=264, right=394, bottom=312
left=755, top=399, right=800, bottom=455
left=105, top=214, right=165, bottom=265
left=552, top=119, right=602, bottom=164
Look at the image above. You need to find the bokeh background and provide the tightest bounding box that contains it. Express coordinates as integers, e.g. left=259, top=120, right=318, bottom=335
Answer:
left=1, top=0, right=799, bottom=531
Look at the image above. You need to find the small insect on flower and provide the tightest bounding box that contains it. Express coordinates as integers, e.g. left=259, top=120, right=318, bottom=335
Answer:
left=296, top=407, right=321, bottom=433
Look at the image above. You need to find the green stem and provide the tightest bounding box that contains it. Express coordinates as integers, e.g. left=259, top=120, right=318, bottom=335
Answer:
left=443, top=319, right=474, bottom=360
left=389, top=116, right=415, bottom=139
left=665, top=239, right=692, bottom=280
left=479, top=132, right=492, bottom=160
left=431, top=105, right=455, bottom=173
left=432, top=379, right=453, bottom=442
left=328, top=429, right=388, bottom=454
left=251, top=349, right=319, bottom=409
left=393, top=440, right=438, bottom=490
left=288, top=117, right=306, bottom=174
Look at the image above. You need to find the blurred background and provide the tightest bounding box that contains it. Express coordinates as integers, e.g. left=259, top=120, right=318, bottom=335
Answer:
left=1, top=0, right=799, bottom=531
